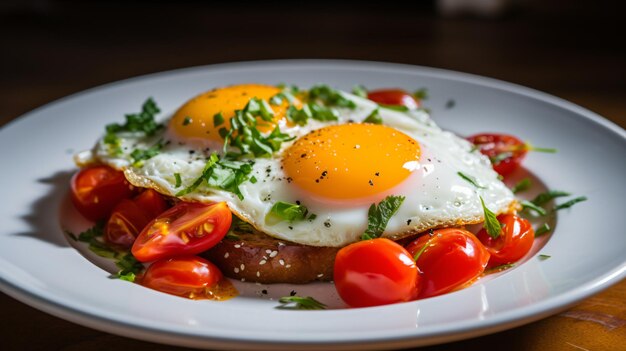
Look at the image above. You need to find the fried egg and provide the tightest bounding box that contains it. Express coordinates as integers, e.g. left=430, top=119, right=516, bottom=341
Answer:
left=77, top=84, right=516, bottom=247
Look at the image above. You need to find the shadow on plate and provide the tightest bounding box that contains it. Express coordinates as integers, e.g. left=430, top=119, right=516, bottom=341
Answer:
left=13, top=170, right=76, bottom=248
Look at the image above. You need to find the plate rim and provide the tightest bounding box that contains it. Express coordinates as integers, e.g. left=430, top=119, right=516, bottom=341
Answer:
left=1, top=59, right=625, bottom=349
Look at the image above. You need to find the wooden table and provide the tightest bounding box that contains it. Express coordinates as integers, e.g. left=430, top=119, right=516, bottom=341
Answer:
left=1, top=1, right=624, bottom=350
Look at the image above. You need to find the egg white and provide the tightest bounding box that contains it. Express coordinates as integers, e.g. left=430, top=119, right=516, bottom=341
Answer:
left=78, top=90, right=516, bottom=247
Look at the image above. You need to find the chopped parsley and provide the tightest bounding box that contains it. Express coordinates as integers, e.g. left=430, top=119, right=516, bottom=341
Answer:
left=213, top=112, right=224, bottom=127
left=521, top=200, right=548, bottom=216
left=538, top=254, right=551, bottom=261
left=130, top=140, right=163, bottom=166
left=352, top=85, right=368, bottom=98
left=67, top=223, right=144, bottom=281
left=531, top=190, right=571, bottom=206
left=379, top=104, right=409, bottom=112
left=511, top=178, right=532, bottom=193
left=535, top=223, right=551, bottom=236
left=413, top=88, right=428, bottom=100
left=104, top=98, right=163, bottom=155
left=485, top=263, right=515, bottom=274
left=277, top=296, right=326, bottom=310
left=458, top=172, right=486, bottom=189
left=554, top=196, right=587, bottom=211
left=480, top=196, right=501, bottom=239
left=361, top=195, right=405, bottom=240
left=265, top=201, right=316, bottom=224
left=182, top=116, right=191, bottom=126
left=175, top=153, right=254, bottom=200
left=174, top=173, right=182, bottom=188
left=308, top=84, right=356, bottom=109
left=363, top=108, right=382, bottom=124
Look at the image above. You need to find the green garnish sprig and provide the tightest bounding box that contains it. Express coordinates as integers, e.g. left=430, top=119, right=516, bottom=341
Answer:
left=265, top=201, right=316, bottom=225
left=363, top=108, right=382, bottom=125
left=479, top=196, right=502, bottom=239
left=67, top=223, right=144, bottom=282
left=277, top=296, right=326, bottom=310
left=458, top=172, right=486, bottom=189
left=361, top=195, right=405, bottom=240
left=104, top=98, right=163, bottom=155
left=175, top=153, right=254, bottom=200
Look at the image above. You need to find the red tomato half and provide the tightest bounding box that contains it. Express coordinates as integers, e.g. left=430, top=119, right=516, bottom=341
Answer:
left=105, top=189, right=169, bottom=248
left=70, top=165, right=134, bottom=221
left=334, top=238, right=420, bottom=308
left=132, top=201, right=232, bottom=262
left=476, top=214, right=534, bottom=266
left=367, top=89, right=420, bottom=109
left=467, top=133, right=527, bottom=176
left=406, top=228, right=490, bottom=299
left=141, top=256, right=223, bottom=298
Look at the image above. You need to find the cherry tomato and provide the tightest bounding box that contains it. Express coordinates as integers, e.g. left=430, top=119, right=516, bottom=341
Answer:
left=367, top=89, right=420, bottom=109
left=132, top=201, right=232, bottom=262
left=334, top=238, right=420, bottom=308
left=141, top=256, right=223, bottom=298
left=405, top=228, right=490, bottom=299
left=70, top=165, right=134, bottom=221
left=105, top=189, right=169, bottom=248
left=467, top=133, right=527, bottom=176
left=133, top=189, right=169, bottom=219
left=105, top=199, right=149, bottom=248
left=476, top=214, right=534, bottom=266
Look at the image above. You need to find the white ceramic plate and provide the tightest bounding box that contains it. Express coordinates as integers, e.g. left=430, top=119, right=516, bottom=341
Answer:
left=1, top=60, right=624, bottom=350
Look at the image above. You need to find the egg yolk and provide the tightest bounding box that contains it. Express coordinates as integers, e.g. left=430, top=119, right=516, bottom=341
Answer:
left=283, top=124, right=421, bottom=201
left=169, top=84, right=299, bottom=144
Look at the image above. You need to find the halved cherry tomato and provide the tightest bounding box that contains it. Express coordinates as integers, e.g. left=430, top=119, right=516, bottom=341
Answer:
left=134, top=188, right=168, bottom=219
left=70, top=165, right=134, bottom=221
left=141, top=256, right=223, bottom=298
left=405, top=228, right=490, bottom=299
left=476, top=214, right=534, bottom=266
left=105, top=189, right=169, bottom=248
left=334, top=238, right=420, bottom=308
left=367, top=89, right=420, bottom=109
left=467, top=133, right=527, bottom=176
left=132, top=201, right=232, bottom=262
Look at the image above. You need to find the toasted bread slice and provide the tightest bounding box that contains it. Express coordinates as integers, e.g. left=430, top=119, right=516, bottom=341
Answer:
left=204, top=228, right=339, bottom=284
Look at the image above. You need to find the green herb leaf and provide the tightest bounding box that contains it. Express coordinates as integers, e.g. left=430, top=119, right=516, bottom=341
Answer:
left=554, top=196, right=587, bottom=212
left=363, top=108, right=382, bottom=124
left=130, top=140, right=163, bottom=166
left=511, top=178, right=532, bottom=193
left=266, top=201, right=315, bottom=224
left=490, top=152, right=513, bottom=165
left=116, top=253, right=144, bottom=278
left=485, top=263, right=515, bottom=274
left=458, top=172, right=486, bottom=189
left=174, top=173, right=182, bottom=188
left=413, top=235, right=434, bottom=261
left=538, top=254, right=551, bottom=260
left=361, top=195, right=405, bottom=240
left=413, top=88, right=428, bottom=100
left=521, top=200, right=548, bottom=216
left=117, top=272, right=136, bottom=282
left=352, top=85, right=368, bottom=98
left=308, top=103, right=339, bottom=122
left=105, top=98, right=163, bottom=137
left=213, top=112, right=224, bottom=127
left=531, top=190, right=571, bottom=206
left=308, top=85, right=356, bottom=109
left=277, top=296, right=326, bottom=310
left=182, top=116, right=192, bottom=126
left=379, top=104, right=409, bottom=112
left=535, top=223, right=551, bottom=236
left=480, top=196, right=502, bottom=239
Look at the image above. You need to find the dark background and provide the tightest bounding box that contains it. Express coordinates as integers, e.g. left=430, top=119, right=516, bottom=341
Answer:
left=1, top=1, right=625, bottom=350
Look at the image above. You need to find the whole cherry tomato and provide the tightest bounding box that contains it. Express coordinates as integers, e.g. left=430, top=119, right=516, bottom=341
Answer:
left=467, top=133, right=527, bottom=176
left=105, top=189, right=168, bottom=248
left=141, top=256, right=223, bottom=298
left=132, top=201, right=232, bottom=262
left=334, top=238, right=420, bottom=308
left=476, top=214, right=534, bottom=266
left=405, top=228, right=490, bottom=299
left=367, top=89, right=420, bottom=109
left=70, top=165, right=134, bottom=221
